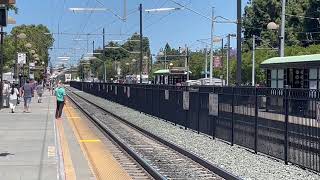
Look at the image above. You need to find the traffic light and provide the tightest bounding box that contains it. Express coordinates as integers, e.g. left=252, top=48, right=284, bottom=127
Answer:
left=0, top=7, right=7, bottom=27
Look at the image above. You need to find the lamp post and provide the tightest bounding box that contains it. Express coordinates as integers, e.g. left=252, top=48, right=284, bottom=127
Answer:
left=267, top=22, right=283, bottom=57
left=226, top=34, right=236, bottom=86
left=14, top=33, right=27, bottom=82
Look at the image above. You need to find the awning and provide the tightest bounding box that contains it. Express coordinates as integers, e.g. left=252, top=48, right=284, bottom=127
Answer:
left=261, top=54, right=320, bottom=68
left=153, top=69, right=170, bottom=75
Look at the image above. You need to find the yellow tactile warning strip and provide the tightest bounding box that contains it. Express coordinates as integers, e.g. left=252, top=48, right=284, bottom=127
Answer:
left=64, top=100, right=132, bottom=180
left=56, top=119, right=77, bottom=180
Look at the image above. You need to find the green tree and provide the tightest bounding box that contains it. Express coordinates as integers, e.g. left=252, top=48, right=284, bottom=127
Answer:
left=243, top=0, right=313, bottom=49
left=3, top=25, right=54, bottom=80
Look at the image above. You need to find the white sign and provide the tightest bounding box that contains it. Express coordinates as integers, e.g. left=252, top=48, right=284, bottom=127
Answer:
left=183, top=91, right=189, bottom=110
left=115, top=86, right=117, bottom=95
left=65, top=74, right=71, bottom=82
left=209, top=93, right=219, bottom=116
left=165, top=90, right=169, bottom=100
left=124, top=86, right=126, bottom=93
left=316, top=102, right=320, bottom=122
left=17, top=53, right=26, bottom=64
left=29, top=73, right=34, bottom=79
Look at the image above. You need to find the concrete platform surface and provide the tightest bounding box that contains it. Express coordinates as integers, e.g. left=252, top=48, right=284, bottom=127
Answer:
left=0, top=91, right=94, bottom=180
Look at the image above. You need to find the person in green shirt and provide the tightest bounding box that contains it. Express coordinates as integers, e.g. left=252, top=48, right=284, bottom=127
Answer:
left=55, top=81, right=66, bottom=120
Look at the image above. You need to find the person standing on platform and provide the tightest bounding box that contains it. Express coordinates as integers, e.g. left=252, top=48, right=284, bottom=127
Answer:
left=55, top=81, right=66, bottom=120
left=9, top=84, right=19, bottom=113
left=21, top=80, right=34, bottom=113
left=36, top=82, right=44, bottom=103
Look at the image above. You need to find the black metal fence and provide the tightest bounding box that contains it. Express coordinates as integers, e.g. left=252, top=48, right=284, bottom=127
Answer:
left=70, top=81, right=320, bottom=173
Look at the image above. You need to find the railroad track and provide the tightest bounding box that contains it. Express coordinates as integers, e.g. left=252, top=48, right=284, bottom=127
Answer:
left=66, top=91, right=154, bottom=180
left=67, top=88, right=241, bottom=180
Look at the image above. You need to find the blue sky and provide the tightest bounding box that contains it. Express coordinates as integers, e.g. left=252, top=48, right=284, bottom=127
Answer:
left=7, top=0, right=249, bottom=66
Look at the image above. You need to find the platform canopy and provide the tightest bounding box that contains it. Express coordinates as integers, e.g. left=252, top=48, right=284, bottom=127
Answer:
left=153, top=69, right=170, bottom=75
left=261, top=54, right=320, bottom=68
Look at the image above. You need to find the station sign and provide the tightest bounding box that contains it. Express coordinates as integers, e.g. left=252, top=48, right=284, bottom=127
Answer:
left=165, top=90, right=169, bottom=100
left=17, top=53, right=26, bottom=64
left=213, top=56, right=222, bottom=68
left=209, top=93, right=219, bottom=116
left=183, top=91, right=189, bottom=110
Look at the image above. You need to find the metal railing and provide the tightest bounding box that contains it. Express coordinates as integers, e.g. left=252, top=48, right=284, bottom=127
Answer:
left=70, top=81, right=320, bottom=173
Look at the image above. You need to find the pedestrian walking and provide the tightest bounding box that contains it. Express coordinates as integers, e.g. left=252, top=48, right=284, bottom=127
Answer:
left=36, top=82, right=44, bottom=103
left=9, top=84, right=19, bottom=113
left=21, top=80, right=34, bottom=113
left=55, top=81, right=66, bottom=120
left=2, top=81, right=10, bottom=107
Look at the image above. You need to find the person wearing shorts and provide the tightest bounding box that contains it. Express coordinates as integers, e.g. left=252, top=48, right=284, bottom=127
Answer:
left=36, top=82, right=44, bottom=103
left=21, top=80, right=34, bottom=113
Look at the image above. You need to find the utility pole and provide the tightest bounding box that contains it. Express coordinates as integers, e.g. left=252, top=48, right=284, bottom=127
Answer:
left=103, top=28, right=106, bottom=82
left=205, top=45, right=208, bottom=78
left=210, top=7, right=214, bottom=84
left=92, top=40, right=95, bottom=54
left=252, top=35, right=255, bottom=86
left=226, top=34, right=230, bottom=86
left=139, top=3, right=143, bottom=84
left=236, top=0, right=242, bottom=85
left=280, top=0, right=286, bottom=57
left=221, top=37, right=224, bottom=84
left=185, top=45, right=189, bottom=81
left=164, top=48, right=167, bottom=69
left=14, top=34, right=17, bottom=82
left=0, top=27, right=3, bottom=109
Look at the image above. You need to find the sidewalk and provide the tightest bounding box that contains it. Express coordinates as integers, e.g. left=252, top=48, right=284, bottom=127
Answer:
left=0, top=91, right=93, bottom=180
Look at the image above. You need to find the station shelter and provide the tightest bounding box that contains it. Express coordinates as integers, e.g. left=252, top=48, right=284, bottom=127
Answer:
left=261, top=54, right=320, bottom=89
left=261, top=54, right=320, bottom=115
left=153, top=67, right=189, bottom=85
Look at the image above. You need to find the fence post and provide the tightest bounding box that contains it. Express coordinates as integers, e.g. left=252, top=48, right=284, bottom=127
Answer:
left=284, top=86, right=289, bottom=165
left=254, top=87, right=258, bottom=154
left=197, top=90, right=201, bottom=134
left=158, top=86, right=161, bottom=117
left=231, top=87, right=235, bottom=146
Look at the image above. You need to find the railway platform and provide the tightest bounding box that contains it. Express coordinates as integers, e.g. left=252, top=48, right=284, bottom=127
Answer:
left=0, top=90, right=134, bottom=180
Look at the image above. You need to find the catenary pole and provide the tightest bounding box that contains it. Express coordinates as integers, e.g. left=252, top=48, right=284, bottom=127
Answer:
left=210, top=7, right=214, bottom=84
left=252, top=35, right=255, bottom=86
left=280, top=0, right=286, bottom=57
left=236, top=0, right=242, bottom=85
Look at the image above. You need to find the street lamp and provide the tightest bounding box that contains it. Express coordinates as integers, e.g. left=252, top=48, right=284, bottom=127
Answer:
left=267, top=1, right=286, bottom=57
left=14, top=33, right=27, bottom=81
left=30, top=50, right=36, bottom=54
left=24, top=43, right=32, bottom=48
left=267, top=21, right=282, bottom=57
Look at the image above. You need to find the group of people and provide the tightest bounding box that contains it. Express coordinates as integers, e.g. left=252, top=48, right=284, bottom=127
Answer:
left=3, top=80, right=66, bottom=119
left=2, top=79, right=66, bottom=119
left=2, top=80, right=45, bottom=113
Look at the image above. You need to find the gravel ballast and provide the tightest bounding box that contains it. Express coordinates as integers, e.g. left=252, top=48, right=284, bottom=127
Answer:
left=70, top=88, right=320, bottom=180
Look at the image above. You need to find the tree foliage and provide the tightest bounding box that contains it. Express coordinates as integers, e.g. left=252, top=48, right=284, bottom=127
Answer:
left=90, top=33, right=151, bottom=80
left=3, top=25, right=54, bottom=77
left=243, top=0, right=320, bottom=49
